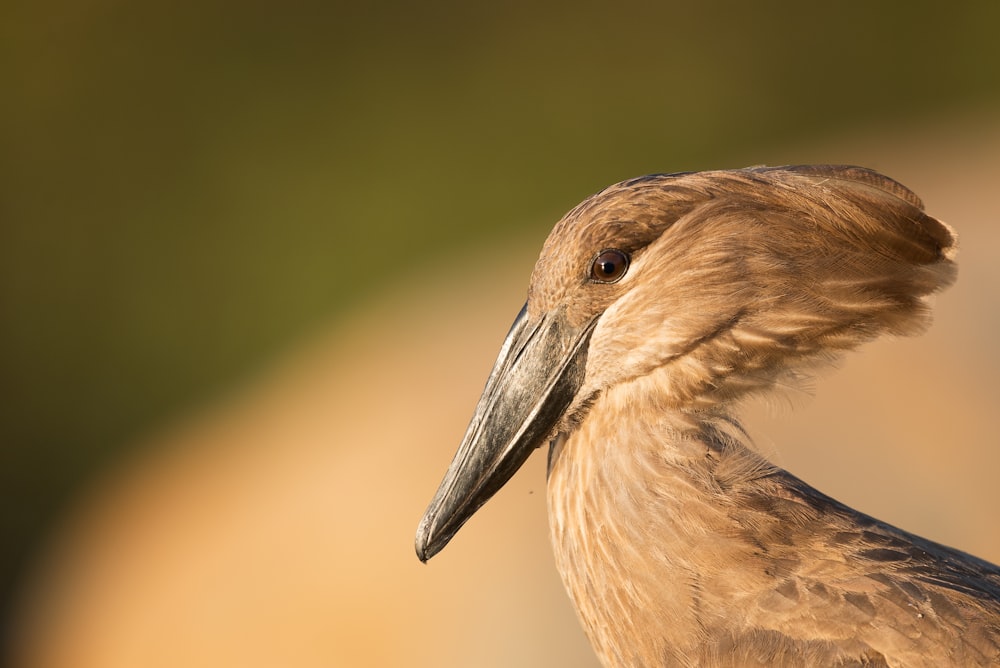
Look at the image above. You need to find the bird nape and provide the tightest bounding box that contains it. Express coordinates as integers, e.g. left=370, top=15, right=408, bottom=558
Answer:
left=415, top=165, right=1000, bottom=667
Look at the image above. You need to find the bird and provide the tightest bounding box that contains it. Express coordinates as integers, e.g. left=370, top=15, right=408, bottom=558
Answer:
left=414, top=165, right=1000, bottom=667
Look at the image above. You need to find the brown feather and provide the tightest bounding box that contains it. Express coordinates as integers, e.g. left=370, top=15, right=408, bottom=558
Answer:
left=535, top=167, right=999, bottom=666
left=417, top=165, right=996, bottom=667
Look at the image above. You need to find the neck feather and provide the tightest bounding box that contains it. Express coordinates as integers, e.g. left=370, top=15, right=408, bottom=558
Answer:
left=546, top=377, right=784, bottom=666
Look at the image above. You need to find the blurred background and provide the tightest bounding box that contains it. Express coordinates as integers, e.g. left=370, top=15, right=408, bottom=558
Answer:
left=3, top=1, right=1000, bottom=666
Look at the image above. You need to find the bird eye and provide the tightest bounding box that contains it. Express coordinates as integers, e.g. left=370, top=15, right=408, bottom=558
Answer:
left=590, top=249, right=630, bottom=283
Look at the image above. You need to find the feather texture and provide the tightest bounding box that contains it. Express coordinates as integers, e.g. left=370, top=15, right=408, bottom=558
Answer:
left=540, top=167, right=998, bottom=666
left=418, top=165, right=997, bottom=667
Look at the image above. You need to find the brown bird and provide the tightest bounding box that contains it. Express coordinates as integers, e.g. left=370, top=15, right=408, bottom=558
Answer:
left=415, top=165, right=1000, bottom=667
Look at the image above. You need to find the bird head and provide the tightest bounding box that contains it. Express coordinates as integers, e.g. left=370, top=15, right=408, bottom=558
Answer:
left=415, top=165, right=956, bottom=561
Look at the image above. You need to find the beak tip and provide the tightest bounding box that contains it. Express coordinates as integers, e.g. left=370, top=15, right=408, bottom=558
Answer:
left=414, top=514, right=440, bottom=563
left=414, top=535, right=431, bottom=563
left=416, top=546, right=435, bottom=564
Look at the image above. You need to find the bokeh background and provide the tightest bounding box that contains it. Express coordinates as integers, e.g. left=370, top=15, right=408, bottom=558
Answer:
left=3, top=2, right=1000, bottom=666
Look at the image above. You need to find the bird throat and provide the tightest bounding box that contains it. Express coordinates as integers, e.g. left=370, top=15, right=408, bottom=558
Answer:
left=546, top=385, right=778, bottom=666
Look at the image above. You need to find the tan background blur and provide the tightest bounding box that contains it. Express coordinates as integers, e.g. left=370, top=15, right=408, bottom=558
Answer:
left=3, top=2, right=1000, bottom=667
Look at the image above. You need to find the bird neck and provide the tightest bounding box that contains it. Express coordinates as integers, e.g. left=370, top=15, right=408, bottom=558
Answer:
left=546, top=377, right=781, bottom=666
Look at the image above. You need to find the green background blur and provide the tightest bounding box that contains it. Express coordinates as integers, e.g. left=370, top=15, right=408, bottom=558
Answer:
left=2, top=0, right=999, bottom=635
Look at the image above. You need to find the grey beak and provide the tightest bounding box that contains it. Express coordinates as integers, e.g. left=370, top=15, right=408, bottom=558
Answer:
left=415, top=303, right=597, bottom=562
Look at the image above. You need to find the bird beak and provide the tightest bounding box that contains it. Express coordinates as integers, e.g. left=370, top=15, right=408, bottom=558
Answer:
left=415, top=303, right=598, bottom=562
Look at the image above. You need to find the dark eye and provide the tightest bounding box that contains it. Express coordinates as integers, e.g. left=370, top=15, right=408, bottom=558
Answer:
left=590, top=249, right=630, bottom=283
